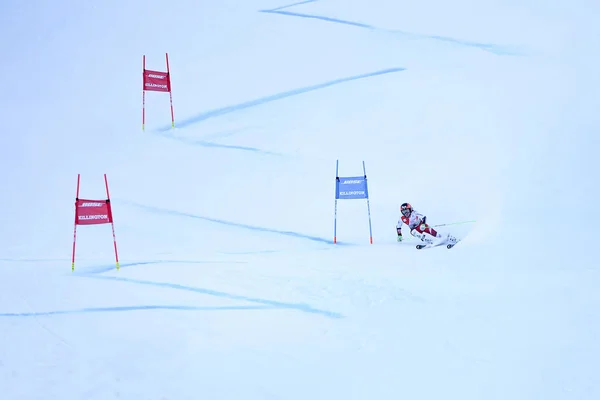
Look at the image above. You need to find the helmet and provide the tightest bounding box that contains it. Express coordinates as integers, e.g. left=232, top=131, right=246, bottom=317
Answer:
left=400, top=202, right=412, bottom=217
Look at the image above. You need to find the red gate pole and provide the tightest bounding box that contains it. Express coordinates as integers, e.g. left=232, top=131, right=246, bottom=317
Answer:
left=104, top=174, right=120, bottom=270
left=142, top=55, right=146, bottom=131
left=71, top=174, right=81, bottom=271
left=166, top=52, right=175, bottom=128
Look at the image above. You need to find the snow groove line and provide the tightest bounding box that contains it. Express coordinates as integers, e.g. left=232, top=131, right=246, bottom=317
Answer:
left=78, top=259, right=248, bottom=274
left=268, top=0, right=318, bottom=12
left=0, top=256, right=345, bottom=319
left=154, top=131, right=283, bottom=156
left=120, top=200, right=351, bottom=245
left=262, top=8, right=374, bottom=29
left=0, top=272, right=344, bottom=319
left=260, top=0, right=519, bottom=56
left=0, top=304, right=274, bottom=317
left=79, top=274, right=345, bottom=319
left=159, top=67, right=405, bottom=131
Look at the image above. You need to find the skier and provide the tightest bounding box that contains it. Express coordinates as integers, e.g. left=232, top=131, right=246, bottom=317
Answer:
left=396, top=202, right=456, bottom=245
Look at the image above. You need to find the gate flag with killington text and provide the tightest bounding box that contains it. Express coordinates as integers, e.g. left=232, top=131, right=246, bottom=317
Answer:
left=71, top=174, right=120, bottom=271
left=333, top=160, right=374, bottom=244
left=142, top=53, right=175, bottom=130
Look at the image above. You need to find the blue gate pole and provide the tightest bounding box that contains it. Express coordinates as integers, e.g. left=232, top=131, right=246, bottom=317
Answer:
left=363, top=161, right=373, bottom=244
left=334, top=160, right=339, bottom=244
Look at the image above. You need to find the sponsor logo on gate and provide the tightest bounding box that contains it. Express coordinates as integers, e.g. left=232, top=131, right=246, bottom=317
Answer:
left=78, top=215, right=108, bottom=220
left=340, top=191, right=365, bottom=196
left=145, top=83, right=168, bottom=89
left=80, top=202, right=104, bottom=207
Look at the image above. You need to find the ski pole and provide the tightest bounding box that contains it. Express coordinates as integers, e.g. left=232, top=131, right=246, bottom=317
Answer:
left=432, top=220, right=477, bottom=228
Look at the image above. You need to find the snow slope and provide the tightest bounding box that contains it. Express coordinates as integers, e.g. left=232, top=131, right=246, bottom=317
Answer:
left=1, top=0, right=599, bottom=399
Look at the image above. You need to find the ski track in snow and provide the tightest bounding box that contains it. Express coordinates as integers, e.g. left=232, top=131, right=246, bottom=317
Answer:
left=155, top=134, right=284, bottom=156
left=117, top=200, right=346, bottom=246
left=156, top=67, right=406, bottom=133
left=260, top=0, right=520, bottom=56
left=153, top=0, right=520, bottom=153
left=0, top=304, right=278, bottom=318
left=0, top=258, right=345, bottom=320
left=0, top=262, right=345, bottom=320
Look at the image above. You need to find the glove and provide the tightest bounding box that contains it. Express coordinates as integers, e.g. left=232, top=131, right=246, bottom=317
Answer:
left=397, top=234, right=403, bottom=242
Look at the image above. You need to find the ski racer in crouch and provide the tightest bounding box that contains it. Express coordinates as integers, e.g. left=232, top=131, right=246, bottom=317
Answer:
left=396, top=202, right=457, bottom=246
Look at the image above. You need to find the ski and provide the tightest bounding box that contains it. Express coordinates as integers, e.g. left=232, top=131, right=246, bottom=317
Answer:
left=416, top=242, right=443, bottom=250
left=416, top=238, right=460, bottom=250
left=446, top=239, right=461, bottom=249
